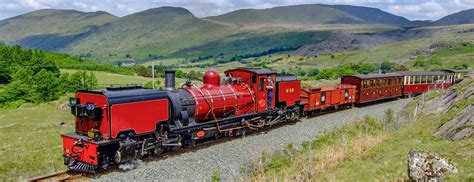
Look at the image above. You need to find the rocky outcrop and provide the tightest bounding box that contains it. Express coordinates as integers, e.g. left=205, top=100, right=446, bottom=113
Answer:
left=293, top=30, right=430, bottom=56
left=408, top=149, right=458, bottom=181
left=422, top=73, right=473, bottom=141
left=434, top=104, right=473, bottom=141
left=423, top=73, right=473, bottom=114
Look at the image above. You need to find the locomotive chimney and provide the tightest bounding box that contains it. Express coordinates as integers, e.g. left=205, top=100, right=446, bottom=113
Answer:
left=165, top=69, right=176, bottom=91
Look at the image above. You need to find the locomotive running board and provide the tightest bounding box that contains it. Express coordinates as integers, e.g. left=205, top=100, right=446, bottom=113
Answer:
left=169, top=111, right=276, bottom=133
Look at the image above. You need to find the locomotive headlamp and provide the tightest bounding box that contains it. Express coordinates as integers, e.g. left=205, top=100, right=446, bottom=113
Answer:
left=87, top=129, right=101, bottom=140
left=69, top=98, right=79, bottom=106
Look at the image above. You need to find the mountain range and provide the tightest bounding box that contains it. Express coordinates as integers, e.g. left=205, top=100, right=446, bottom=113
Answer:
left=0, top=4, right=473, bottom=63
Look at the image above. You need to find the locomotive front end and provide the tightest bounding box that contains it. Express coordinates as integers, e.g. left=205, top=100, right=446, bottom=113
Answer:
left=62, top=86, right=171, bottom=173
left=61, top=90, right=114, bottom=173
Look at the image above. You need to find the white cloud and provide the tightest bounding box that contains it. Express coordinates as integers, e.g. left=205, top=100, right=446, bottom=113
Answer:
left=0, top=0, right=473, bottom=20
left=386, top=0, right=474, bottom=20
left=388, top=1, right=448, bottom=20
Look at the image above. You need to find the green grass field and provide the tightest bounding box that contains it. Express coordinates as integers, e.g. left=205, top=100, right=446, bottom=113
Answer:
left=0, top=97, right=73, bottom=180
left=61, top=69, right=155, bottom=87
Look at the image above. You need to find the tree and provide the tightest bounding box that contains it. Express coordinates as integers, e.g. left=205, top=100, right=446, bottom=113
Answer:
left=297, top=68, right=306, bottom=77
left=34, top=69, right=63, bottom=102
left=380, top=61, right=393, bottom=71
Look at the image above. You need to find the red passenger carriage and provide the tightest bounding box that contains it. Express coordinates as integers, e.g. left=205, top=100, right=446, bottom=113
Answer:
left=341, top=73, right=403, bottom=103
left=397, top=71, right=454, bottom=96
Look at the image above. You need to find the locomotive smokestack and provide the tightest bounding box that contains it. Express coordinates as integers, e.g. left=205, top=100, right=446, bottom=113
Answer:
left=165, top=69, right=176, bottom=91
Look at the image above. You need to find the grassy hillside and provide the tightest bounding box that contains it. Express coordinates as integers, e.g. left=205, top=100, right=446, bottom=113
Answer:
left=207, top=4, right=413, bottom=26
left=207, top=4, right=361, bottom=26
left=432, top=9, right=474, bottom=26
left=67, top=7, right=237, bottom=62
left=0, top=9, right=116, bottom=50
left=328, top=5, right=413, bottom=26
left=171, top=31, right=330, bottom=60
left=0, top=4, right=429, bottom=63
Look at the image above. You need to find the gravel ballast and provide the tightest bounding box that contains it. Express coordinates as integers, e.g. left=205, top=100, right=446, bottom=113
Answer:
left=97, top=99, right=411, bottom=181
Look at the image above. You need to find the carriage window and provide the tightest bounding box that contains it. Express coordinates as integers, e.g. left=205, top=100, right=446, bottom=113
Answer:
left=344, top=89, right=349, bottom=100
left=421, top=76, right=426, bottom=83
left=251, top=75, right=256, bottom=84
left=415, top=76, right=420, bottom=84
left=371, top=80, right=376, bottom=87
left=321, top=92, right=326, bottom=104
left=363, top=80, right=368, bottom=88
left=259, top=78, right=265, bottom=91
left=388, top=79, right=392, bottom=86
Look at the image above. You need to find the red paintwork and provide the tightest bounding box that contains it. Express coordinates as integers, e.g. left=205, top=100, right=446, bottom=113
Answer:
left=277, top=80, right=301, bottom=106
left=203, top=69, right=221, bottom=86
left=182, top=81, right=254, bottom=122
left=62, top=135, right=99, bottom=165
left=301, top=84, right=356, bottom=111
left=110, top=99, right=169, bottom=138
left=403, top=83, right=453, bottom=95
left=255, top=74, right=269, bottom=112
left=75, top=92, right=111, bottom=139
left=225, top=69, right=277, bottom=112
left=341, top=76, right=403, bottom=103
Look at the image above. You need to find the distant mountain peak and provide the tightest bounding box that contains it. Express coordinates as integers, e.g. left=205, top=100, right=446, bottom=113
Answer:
left=432, top=9, right=474, bottom=26
left=131, top=6, right=196, bottom=18
left=208, top=4, right=413, bottom=26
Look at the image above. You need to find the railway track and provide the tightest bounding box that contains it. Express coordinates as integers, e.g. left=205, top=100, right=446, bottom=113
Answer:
left=29, top=170, right=85, bottom=182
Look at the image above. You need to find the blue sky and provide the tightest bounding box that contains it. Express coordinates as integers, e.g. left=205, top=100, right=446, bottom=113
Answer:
left=0, top=0, right=473, bottom=21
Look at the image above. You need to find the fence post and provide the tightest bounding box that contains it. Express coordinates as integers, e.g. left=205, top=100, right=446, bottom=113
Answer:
left=413, top=104, right=418, bottom=121
left=152, top=61, right=155, bottom=89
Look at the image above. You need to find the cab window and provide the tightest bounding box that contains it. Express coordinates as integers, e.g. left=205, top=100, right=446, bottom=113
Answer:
left=259, top=78, right=265, bottom=91
left=251, top=75, right=256, bottom=84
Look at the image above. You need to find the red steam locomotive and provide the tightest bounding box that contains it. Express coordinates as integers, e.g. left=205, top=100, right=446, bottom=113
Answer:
left=62, top=68, right=465, bottom=173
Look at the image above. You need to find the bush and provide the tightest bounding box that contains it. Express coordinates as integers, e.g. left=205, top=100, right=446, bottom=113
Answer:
left=307, top=68, right=320, bottom=77
left=144, top=80, right=162, bottom=89
left=380, top=61, right=393, bottom=71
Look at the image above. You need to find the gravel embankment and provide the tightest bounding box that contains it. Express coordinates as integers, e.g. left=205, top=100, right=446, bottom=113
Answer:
left=97, top=99, right=411, bottom=182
